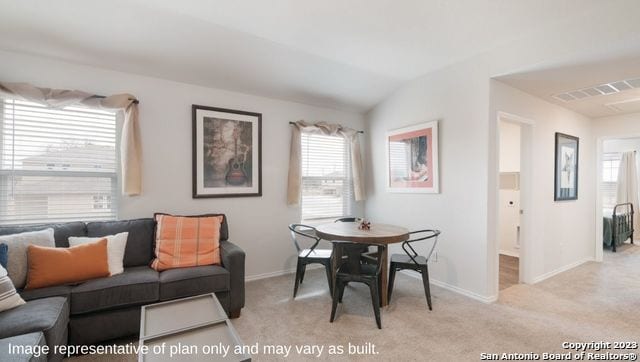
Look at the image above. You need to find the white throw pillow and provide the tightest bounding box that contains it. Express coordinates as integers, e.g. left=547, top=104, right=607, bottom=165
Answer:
left=68, top=232, right=128, bottom=276
left=0, top=264, right=25, bottom=312
left=0, top=228, right=55, bottom=289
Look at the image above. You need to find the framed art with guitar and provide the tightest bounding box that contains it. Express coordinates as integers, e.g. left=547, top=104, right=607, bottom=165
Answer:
left=192, top=105, right=262, bottom=198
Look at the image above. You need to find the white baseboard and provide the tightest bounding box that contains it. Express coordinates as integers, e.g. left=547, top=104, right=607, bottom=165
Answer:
left=245, top=264, right=322, bottom=282
left=531, top=257, right=592, bottom=284
left=499, top=250, right=520, bottom=258
left=400, top=270, right=497, bottom=304
left=245, top=266, right=497, bottom=303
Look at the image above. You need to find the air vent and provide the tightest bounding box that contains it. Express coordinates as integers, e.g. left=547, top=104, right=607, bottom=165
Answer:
left=553, top=76, right=640, bottom=102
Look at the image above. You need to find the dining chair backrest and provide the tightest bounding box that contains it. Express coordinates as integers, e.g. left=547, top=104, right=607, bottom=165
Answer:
left=338, top=242, right=383, bottom=276
left=288, top=224, right=321, bottom=257
left=402, top=230, right=440, bottom=266
left=334, top=217, right=357, bottom=223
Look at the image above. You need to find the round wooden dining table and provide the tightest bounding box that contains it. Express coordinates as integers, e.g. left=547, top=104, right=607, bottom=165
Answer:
left=315, top=222, right=409, bottom=307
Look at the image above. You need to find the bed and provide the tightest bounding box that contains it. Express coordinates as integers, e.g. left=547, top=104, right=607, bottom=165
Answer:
left=603, top=202, right=635, bottom=252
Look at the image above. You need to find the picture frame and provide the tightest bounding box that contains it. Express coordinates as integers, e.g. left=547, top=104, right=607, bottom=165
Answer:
left=192, top=105, right=262, bottom=198
left=554, top=132, right=579, bottom=201
left=386, top=120, right=439, bottom=193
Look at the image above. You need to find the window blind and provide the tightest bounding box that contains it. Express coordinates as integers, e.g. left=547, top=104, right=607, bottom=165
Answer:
left=602, top=152, right=621, bottom=210
left=301, top=133, right=353, bottom=221
left=0, top=99, right=118, bottom=225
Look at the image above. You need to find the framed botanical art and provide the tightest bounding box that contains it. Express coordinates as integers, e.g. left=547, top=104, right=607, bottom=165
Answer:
left=192, top=105, right=262, bottom=198
left=554, top=132, right=579, bottom=201
left=387, top=120, right=439, bottom=193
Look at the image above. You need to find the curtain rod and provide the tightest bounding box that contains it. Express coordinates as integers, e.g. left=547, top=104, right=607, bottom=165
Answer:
left=288, top=121, right=364, bottom=134
left=94, top=95, right=139, bottom=104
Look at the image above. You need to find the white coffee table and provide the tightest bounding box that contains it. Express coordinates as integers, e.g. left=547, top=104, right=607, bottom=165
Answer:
left=139, top=293, right=250, bottom=361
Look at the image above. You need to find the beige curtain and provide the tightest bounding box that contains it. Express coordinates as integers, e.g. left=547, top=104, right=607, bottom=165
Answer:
left=0, top=82, right=142, bottom=196
left=287, top=120, right=365, bottom=205
left=616, top=151, right=640, bottom=235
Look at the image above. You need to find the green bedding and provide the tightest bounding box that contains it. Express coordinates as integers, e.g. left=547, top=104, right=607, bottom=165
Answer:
left=603, top=213, right=632, bottom=247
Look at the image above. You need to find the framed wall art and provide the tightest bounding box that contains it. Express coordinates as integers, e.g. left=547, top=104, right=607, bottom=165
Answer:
left=554, top=132, right=579, bottom=201
left=387, top=120, right=439, bottom=193
left=192, top=105, right=262, bottom=198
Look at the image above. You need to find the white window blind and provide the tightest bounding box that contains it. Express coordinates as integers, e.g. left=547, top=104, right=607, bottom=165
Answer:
left=301, top=133, right=353, bottom=221
left=602, top=152, right=621, bottom=210
left=0, top=99, right=118, bottom=225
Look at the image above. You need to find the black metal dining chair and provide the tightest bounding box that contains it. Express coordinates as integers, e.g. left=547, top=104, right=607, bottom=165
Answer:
left=330, top=242, right=383, bottom=329
left=388, top=229, right=440, bottom=310
left=334, top=217, right=377, bottom=264
left=288, top=224, right=333, bottom=298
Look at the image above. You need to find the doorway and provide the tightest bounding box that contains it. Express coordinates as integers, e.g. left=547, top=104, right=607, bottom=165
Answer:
left=496, top=112, right=534, bottom=291
left=498, top=120, right=521, bottom=289
left=597, top=137, right=640, bottom=258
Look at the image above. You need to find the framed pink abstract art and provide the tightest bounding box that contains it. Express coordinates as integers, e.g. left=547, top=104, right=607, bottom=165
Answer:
left=386, top=121, right=439, bottom=193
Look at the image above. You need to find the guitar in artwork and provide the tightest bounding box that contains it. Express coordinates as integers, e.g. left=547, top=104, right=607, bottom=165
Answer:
left=225, top=124, right=248, bottom=185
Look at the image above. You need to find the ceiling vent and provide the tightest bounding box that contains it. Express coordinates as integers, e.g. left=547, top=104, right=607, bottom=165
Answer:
left=553, top=77, right=640, bottom=102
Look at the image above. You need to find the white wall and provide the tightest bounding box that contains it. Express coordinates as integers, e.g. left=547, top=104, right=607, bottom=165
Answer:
left=593, top=113, right=640, bottom=136
left=0, top=50, right=365, bottom=279
left=603, top=138, right=640, bottom=153
left=489, top=81, right=596, bottom=291
left=499, top=121, right=521, bottom=173
left=498, top=121, right=521, bottom=257
left=365, top=59, right=492, bottom=301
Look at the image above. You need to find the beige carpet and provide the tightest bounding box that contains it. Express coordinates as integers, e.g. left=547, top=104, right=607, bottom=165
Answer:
left=68, top=245, right=640, bottom=361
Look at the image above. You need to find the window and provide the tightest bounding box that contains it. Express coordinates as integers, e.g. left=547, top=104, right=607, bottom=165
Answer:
left=300, top=133, right=353, bottom=221
left=0, top=99, right=118, bottom=224
left=602, top=152, right=621, bottom=209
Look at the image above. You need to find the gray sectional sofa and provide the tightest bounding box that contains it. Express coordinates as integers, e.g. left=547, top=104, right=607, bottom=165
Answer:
left=0, top=215, right=245, bottom=361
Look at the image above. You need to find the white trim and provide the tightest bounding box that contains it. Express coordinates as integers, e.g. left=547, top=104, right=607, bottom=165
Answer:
left=531, top=258, right=592, bottom=284
left=497, top=111, right=536, bottom=126
left=499, top=250, right=520, bottom=258
left=245, top=264, right=322, bottom=282
left=401, top=270, right=497, bottom=303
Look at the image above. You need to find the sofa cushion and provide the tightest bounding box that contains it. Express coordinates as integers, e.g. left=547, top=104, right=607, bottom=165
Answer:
left=1, top=229, right=55, bottom=289
left=69, top=232, right=128, bottom=276
left=151, top=215, right=223, bottom=271
left=0, top=243, right=7, bottom=269
left=0, top=297, right=69, bottom=356
left=25, top=239, right=110, bottom=290
left=159, top=265, right=229, bottom=301
left=19, top=285, right=72, bottom=302
left=0, top=222, right=86, bottom=248
left=0, top=264, right=25, bottom=312
left=70, top=266, right=159, bottom=314
left=69, top=306, right=141, bottom=346
left=0, top=332, right=47, bottom=362
left=154, top=213, right=229, bottom=241
left=86, top=219, right=154, bottom=267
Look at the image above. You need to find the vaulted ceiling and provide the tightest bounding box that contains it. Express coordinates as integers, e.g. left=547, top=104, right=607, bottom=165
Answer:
left=0, top=0, right=636, bottom=112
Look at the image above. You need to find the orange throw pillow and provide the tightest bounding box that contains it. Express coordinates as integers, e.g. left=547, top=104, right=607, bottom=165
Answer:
left=25, top=239, right=110, bottom=290
left=151, top=215, right=223, bottom=271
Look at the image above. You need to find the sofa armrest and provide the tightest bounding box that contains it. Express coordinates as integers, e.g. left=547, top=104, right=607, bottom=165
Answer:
left=220, top=240, right=245, bottom=317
